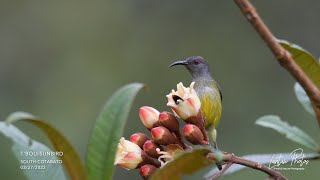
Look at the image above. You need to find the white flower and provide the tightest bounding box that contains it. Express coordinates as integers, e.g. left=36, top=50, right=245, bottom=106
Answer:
left=166, top=82, right=201, bottom=120
left=156, top=148, right=173, bottom=167
left=114, top=137, right=143, bottom=169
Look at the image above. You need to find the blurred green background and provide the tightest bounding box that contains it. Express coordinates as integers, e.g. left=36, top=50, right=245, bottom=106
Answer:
left=0, top=0, right=319, bottom=179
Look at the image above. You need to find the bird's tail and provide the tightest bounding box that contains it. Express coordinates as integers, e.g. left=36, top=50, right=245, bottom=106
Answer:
left=207, top=126, right=222, bottom=170
left=208, top=126, right=217, bottom=146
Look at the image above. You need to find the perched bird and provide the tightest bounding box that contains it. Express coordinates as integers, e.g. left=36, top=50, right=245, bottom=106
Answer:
left=169, top=56, right=222, bottom=169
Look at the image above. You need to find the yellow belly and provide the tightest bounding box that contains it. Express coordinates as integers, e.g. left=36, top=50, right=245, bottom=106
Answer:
left=200, top=93, right=222, bottom=128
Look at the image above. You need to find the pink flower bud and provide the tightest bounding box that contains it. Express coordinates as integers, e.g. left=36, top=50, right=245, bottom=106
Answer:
left=114, top=138, right=143, bottom=169
left=130, top=133, right=150, bottom=148
left=166, top=82, right=201, bottom=120
left=143, top=140, right=163, bottom=158
left=159, top=111, right=179, bottom=132
left=151, top=126, right=177, bottom=145
left=183, top=124, right=207, bottom=145
left=139, top=106, right=160, bottom=129
left=140, top=164, right=157, bottom=180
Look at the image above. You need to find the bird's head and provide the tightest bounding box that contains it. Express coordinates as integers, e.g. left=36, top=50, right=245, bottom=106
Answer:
left=169, top=56, right=211, bottom=79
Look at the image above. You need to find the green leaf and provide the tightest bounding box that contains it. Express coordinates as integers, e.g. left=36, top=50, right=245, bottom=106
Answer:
left=85, top=83, right=144, bottom=180
left=204, top=152, right=319, bottom=179
left=0, top=121, right=67, bottom=180
left=256, top=115, right=319, bottom=151
left=278, top=40, right=320, bottom=89
left=294, top=83, right=315, bottom=116
left=6, top=112, right=86, bottom=180
left=151, top=148, right=213, bottom=180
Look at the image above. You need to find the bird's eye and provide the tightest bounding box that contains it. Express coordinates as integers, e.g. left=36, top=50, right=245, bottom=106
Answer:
left=193, top=60, right=200, bottom=65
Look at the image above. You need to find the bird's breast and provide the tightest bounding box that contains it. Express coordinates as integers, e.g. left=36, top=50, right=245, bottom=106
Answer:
left=194, top=82, right=222, bottom=127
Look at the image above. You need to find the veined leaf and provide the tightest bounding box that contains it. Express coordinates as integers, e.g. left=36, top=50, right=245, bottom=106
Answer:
left=294, top=83, right=315, bottom=116
left=6, top=112, right=86, bottom=180
left=85, top=83, right=144, bottom=180
left=0, top=121, right=67, bottom=180
left=256, top=115, right=319, bottom=151
left=151, top=148, right=213, bottom=180
left=278, top=39, right=320, bottom=89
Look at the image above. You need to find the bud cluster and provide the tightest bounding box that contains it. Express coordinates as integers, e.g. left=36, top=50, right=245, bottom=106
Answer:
left=114, top=82, right=208, bottom=179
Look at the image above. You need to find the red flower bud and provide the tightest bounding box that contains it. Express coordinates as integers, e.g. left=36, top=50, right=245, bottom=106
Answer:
left=140, top=164, right=157, bottom=180
left=159, top=111, right=179, bottom=132
left=139, top=106, right=160, bottom=129
left=130, top=133, right=150, bottom=148
left=151, top=126, right=177, bottom=145
left=183, top=124, right=207, bottom=145
left=143, top=140, right=163, bottom=158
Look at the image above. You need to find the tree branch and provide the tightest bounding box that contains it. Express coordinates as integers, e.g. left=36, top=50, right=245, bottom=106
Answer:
left=233, top=0, right=320, bottom=127
left=207, top=153, right=287, bottom=180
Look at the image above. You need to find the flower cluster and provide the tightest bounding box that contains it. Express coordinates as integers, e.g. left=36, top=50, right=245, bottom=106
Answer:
left=114, top=82, right=208, bottom=179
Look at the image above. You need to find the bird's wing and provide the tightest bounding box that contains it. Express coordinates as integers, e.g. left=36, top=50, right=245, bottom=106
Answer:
left=217, top=83, right=222, bottom=102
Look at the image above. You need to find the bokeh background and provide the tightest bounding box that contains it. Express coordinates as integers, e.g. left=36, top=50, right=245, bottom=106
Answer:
left=0, top=0, right=319, bottom=179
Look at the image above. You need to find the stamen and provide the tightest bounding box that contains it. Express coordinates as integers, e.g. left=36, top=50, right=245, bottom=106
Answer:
left=156, top=148, right=173, bottom=167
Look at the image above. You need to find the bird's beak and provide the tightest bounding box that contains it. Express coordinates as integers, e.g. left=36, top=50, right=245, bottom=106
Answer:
left=169, top=60, right=188, bottom=68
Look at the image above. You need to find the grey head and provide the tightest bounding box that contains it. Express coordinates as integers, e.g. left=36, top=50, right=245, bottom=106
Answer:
left=169, top=56, right=212, bottom=80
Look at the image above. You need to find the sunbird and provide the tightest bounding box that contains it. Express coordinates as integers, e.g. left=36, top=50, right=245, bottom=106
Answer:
left=169, top=56, right=222, bottom=168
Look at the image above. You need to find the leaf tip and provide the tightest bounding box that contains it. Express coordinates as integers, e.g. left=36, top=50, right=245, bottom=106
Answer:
left=5, top=112, right=37, bottom=123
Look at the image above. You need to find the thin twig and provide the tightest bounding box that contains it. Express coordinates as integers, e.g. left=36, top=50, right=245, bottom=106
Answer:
left=197, top=110, right=209, bottom=143
left=211, top=162, right=233, bottom=180
left=173, top=131, right=190, bottom=149
left=311, top=101, right=320, bottom=125
left=207, top=153, right=287, bottom=180
left=234, top=0, right=320, bottom=127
